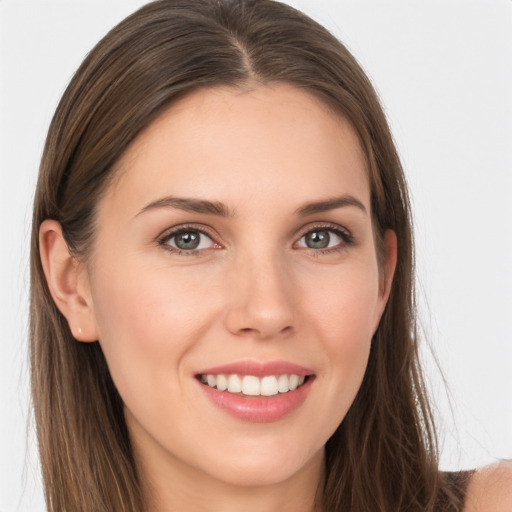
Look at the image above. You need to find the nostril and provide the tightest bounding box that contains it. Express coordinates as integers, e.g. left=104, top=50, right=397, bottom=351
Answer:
left=223, top=295, right=295, bottom=339
left=236, top=324, right=294, bottom=340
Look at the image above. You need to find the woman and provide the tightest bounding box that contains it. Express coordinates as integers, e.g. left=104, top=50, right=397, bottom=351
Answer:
left=30, top=0, right=511, bottom=510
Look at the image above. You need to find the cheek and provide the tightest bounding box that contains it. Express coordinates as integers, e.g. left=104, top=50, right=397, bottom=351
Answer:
left=92, top=254, right=212, bottom=337
left=88, top=258, right=218, bottom=409
left=300, top=262, right=379, bottom=417
left=304, top=260, right=381, bottom=348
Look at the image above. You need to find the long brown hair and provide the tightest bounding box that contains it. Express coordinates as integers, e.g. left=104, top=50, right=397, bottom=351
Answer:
left=30, top=1, right=461, bottom=510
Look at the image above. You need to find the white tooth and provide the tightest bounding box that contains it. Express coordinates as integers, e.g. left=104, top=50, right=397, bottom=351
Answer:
left=242, top=375, right=260, bottom=396
left=227, top=374, right=242, bottom=393
left=289, top=374, right=299, bottom=390
left=298, top=376, right=305, bottom=386
left=216, top=374, right=227, bottom=391
left=207, top=374, right=217, bottom=387
left=277, top=374, right=290, bottom=393
left=261, top=376, right=278, bottom=396
left=200, top=374, right=208, bottom=384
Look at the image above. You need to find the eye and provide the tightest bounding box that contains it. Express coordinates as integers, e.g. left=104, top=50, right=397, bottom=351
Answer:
left=160, top=227, right=218, bottom=253
left=296, top=226, right=352, bottom=251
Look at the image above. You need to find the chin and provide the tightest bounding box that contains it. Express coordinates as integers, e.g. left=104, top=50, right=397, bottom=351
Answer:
left=201, top=444, right=324, bottom=488
left=213, top=464, right=301, bottom=488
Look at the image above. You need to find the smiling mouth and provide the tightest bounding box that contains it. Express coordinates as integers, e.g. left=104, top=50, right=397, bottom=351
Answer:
left=197, top=373, right=312, bottom=397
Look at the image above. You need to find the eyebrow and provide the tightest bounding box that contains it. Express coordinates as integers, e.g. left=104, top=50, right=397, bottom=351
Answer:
left=136, top=194, right=367, bottom=218
left=136, top=196, right=234, bottom=218
left=295, top=195, right=367, bottom=216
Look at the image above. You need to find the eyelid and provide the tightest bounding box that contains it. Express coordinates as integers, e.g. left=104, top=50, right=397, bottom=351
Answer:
left=296, top=222, right=352, bottom=238
left=294, top=222, right=355, bottom=251
left=157, top=224, right=222, bottom=254
left=156, top=221, right=354, bottom=256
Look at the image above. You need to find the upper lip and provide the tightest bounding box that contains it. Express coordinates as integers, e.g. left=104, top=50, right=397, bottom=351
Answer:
left=196, top=360, right=314, bottom=378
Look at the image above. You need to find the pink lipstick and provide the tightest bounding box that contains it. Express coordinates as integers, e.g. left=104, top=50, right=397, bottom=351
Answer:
left=195, top=360, right=315, bottom=423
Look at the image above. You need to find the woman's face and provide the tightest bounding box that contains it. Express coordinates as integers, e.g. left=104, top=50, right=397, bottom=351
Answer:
left=82, top=84, right=394, bottom=490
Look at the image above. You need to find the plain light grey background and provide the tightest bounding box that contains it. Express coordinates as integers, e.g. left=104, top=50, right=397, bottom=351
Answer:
left=1, top=1, right=511, bottom=510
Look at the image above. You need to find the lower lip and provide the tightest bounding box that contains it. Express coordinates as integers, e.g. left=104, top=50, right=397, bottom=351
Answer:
left=197, top=377, right=314, bottom=423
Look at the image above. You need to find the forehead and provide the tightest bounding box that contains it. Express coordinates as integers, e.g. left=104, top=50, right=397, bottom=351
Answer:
left=104, top=83, right=370, bottom=216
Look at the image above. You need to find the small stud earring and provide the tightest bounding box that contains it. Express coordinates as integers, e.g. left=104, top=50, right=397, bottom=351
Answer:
left=78, top=327, right=83, bottom=335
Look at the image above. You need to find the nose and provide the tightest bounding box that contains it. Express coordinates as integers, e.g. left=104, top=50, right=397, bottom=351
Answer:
left=223, top=249, right=295, bottom=340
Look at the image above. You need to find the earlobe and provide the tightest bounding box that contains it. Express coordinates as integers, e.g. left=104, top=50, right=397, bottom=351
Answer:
left=39, top=220, right=98, bottom=342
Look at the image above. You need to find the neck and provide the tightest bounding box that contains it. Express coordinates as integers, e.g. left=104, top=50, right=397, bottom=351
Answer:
left=136, top=442, right=325, bottom=512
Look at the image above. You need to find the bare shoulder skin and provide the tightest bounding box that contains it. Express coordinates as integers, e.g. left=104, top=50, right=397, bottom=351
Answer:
left=464, top=461, right=512, bottom=512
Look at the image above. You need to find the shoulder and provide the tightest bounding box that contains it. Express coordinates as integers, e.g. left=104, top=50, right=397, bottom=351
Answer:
left=463, top=461, right=512, bottom=512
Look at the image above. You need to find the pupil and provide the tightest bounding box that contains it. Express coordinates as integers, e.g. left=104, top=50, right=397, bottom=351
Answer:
left=176, top=231, right=200, bottom=250
left=306, top=230, right=329, bottom=249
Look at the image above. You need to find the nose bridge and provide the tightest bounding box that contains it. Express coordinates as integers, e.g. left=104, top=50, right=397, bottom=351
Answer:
left=223, top=243, right=295, bottom=339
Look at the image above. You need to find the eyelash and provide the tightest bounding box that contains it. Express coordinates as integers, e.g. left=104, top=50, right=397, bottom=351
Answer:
left=157, top=223, right=355, bottom=257
left=297, top=223, right=355, bottom=256
left=157, top=224, right=218, bottom=257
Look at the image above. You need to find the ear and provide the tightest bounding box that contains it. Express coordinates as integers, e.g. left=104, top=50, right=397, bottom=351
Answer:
left=39, top=219, right=98, bottom=342
left=373, top=229, right=398, bottom=333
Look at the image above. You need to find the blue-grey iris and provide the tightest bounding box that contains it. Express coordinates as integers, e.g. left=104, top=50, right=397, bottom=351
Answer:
left=305, top=230, right=330, bottom=249
left=175, top=231, right=200, bottom=250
